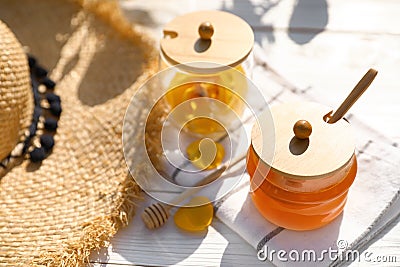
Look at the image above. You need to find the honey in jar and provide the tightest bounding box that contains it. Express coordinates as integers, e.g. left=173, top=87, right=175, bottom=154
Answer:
left=186, top=138, right=225, bottom=170
left=247, top=102, right=357, bottom=231
left=159, top=10, right=254, bottom=136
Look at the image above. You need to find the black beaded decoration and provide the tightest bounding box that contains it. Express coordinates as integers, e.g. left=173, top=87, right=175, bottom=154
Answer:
left=0, top=55, right=62, bottom=168
left=34, top=66, right=48, bottom=79
left=46, top=93, right=61, bottom=103
left=42, top=78, right=56, bottom=90
left=28, top=56, right=37, bottom=69
left=30, top=147, right=46, bottom=163
left=49, top=102, right=62, bottom=117
left=44, top=118, right=58, bottom=132
left=25, top=55, right=62, bottom=163
left=40, top=135, right=55, bottom=152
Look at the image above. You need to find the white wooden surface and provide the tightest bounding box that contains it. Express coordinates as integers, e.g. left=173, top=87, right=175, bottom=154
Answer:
left=91, top=1, right=400, bottom=266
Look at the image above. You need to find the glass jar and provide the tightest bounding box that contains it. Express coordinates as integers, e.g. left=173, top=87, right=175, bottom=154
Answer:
left=247, top=102, right=357, bottom=230
left=159, top=10, right=254, bottom=137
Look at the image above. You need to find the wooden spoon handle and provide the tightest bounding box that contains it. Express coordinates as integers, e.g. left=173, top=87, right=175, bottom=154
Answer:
left=328, top=68, right=378, bottom=123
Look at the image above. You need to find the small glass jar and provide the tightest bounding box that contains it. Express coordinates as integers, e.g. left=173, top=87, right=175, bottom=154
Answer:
left=159, top=10, right=254, bottom=136
left=247, top=102, right=357, bottom=231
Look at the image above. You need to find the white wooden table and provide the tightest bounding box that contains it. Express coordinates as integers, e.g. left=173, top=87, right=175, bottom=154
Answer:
left=91, top=1, right=400, bottom=266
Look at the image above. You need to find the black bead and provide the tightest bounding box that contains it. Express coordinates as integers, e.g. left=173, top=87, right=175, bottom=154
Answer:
left=46, top=93, right=61, bottom=104
left=42, top=77, right=56, bottom=90
left=29, top=123, right=37, bottom=137
left=34, top=66, right=48, bottom=78
left=49, top=102, right=62, bottom=117
left=30, top=147, right=46, bottom=163
left=28, top=55, right=37, bottom=68
left=40, top=135, right=55, bottom=151
left=44, top=118, right=58, bottom=132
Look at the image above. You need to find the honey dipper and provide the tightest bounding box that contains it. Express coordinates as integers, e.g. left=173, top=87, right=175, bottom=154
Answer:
left=142, top=153, right=247, bottom=229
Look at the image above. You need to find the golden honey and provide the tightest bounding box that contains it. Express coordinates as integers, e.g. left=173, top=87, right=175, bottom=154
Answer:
left=174, top=196, right=214, bottom=232
left=164, top=66, right=247, bottom=135
left=246, top=145, right=357, bottom=231
left=186, top=139, right=225, bottom=170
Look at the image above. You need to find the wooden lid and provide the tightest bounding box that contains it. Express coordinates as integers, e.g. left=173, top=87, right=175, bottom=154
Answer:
left=251, top=102, right=355, bottom=180
left=160, top=10, right=254, bottom=72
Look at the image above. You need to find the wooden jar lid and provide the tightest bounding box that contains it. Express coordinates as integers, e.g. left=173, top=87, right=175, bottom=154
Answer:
left=160, top=10, right=254, bottom=72
left=251, top=102, right=355, bottom=180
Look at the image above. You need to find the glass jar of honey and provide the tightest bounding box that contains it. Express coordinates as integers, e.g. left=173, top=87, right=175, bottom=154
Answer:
left=247, top=102, right=357, bottom=231
left=159, top=10, right=254, bottom=136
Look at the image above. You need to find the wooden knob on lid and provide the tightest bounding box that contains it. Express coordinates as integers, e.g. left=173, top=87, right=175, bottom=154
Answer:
left=293, top=120, right=312, bottom=139
left=198, top=22, right=214, bottom=40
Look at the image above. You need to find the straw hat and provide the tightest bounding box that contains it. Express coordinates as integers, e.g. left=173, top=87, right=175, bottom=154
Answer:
left=0, top=0, right=157, bottom=265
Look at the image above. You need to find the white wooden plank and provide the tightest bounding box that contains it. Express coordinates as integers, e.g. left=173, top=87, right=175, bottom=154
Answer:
left=349, top=215, right=400, bottom=266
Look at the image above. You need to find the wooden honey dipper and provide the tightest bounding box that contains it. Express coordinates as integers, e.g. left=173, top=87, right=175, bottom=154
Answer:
left=142, top=153, right=247, bottom=229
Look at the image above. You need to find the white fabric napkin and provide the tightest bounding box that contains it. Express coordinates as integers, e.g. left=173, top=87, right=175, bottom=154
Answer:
left=213, top=46, right=400, bottom=266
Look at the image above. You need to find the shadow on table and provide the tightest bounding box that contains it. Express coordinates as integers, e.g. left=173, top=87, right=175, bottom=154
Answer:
left=221, top=0, right=328, bottom=46
left=288, top=0, right=328, bottom=45
left=221, top=0, right=280, bottom=45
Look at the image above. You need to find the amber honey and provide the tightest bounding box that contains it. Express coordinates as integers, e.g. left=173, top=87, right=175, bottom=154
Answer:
left=164, top=65, right=247, bottom=135
left=246, top=145, right=357, bottom=231
left=174, top=196, right=214, bottom=232
left=186, top=139, right=225, bottom=170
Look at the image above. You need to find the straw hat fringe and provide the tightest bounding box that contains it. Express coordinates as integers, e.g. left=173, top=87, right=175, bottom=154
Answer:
left=37, top=178, right=141, bottom=267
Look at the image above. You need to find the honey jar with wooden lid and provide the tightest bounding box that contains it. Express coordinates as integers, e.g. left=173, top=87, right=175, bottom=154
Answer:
left=247, top=102, right=358, bottom=231
left=159, top=10, right=254, bottom=136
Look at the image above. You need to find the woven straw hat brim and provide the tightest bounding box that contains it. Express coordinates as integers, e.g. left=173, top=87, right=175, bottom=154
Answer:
left=0, top=0, right=157, bottom=266
left=0, top=20, right=33, bottom=160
